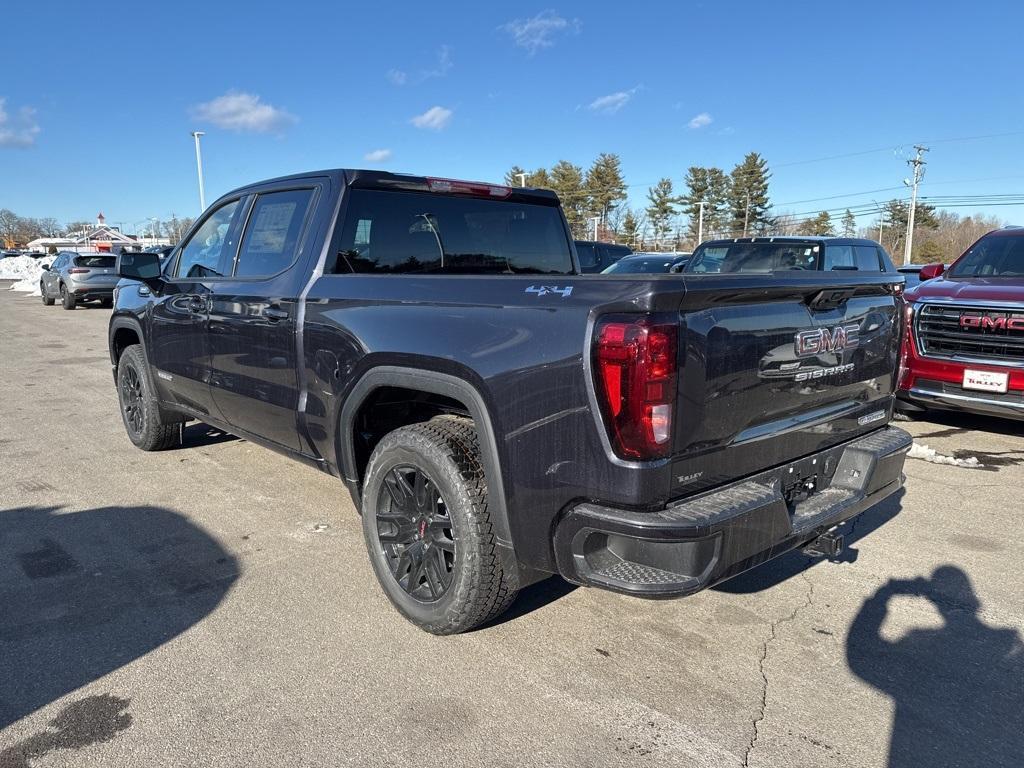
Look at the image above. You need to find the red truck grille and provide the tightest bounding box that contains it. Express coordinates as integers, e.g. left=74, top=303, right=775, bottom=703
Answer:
left=916, top=304, right=1024, bottom=362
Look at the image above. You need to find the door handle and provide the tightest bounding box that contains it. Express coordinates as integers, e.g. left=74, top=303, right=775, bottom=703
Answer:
left=264, top=306, right=289, bottom=322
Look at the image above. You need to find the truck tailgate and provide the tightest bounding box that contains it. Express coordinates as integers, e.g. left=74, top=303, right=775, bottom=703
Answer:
left=668, top=274, right=901, bottom=495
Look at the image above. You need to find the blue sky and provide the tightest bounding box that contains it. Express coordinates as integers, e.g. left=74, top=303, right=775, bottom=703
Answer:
left=2, top=0, right=1023, bottom=232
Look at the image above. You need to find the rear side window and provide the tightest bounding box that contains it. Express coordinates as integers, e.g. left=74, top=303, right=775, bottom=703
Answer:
left=576, top=243, right=598, bottom=269
left=235, top=189, right=315, bottom=277
left=175, top=199, right=243, bottom=278
left=74, top=255, right=115, bottom=268
left=854, top=245, right=883, bottom=272
left=333, top=189, right=573, bottom=275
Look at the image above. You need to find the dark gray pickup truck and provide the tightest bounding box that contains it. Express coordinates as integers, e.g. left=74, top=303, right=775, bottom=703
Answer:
left=110, top=170, right=911, bottom=634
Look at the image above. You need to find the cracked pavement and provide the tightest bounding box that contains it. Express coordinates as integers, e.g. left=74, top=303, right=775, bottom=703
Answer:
left=1, top=287, right=1022, bottom=767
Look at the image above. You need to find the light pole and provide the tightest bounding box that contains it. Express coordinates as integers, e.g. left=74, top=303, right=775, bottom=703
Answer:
left=514, top=173, right=526, bottom=188
left=191, top=131, right=207, bottom=212
left=696, top=200, right=707, bottom=245
left=588, top=215, right=601, bottom=241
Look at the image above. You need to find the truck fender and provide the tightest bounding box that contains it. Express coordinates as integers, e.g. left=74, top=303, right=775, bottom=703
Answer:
left=338, top=366, right=514, bottom=550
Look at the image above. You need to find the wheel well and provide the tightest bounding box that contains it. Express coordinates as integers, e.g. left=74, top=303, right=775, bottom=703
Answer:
left=111, top=326, right=141, bottom=363
left=351, top=386, right=470, bottom=482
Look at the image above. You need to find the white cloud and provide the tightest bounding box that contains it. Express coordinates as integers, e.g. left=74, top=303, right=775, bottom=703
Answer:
left=411, top=105, right=453, bottom=131
left=588, top=87, right=638, bottom=115
left=688, top=112, right=713, bottom=129
left=387, top=69, right=408, bottom=86
left=500, top=10, right=579, bottom=55
left=421, top=45, right=452, bottom=79
left=190, top=91, right=297, bottom=133
left=364, top=148, right=393, bottom=163
left=0, top=98, right=40, bottom=148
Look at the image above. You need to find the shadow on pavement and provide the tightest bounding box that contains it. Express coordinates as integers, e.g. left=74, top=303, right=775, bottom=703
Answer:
left=847, top=565, right=1023, bottom=768
left=715, top=489, right=904, bottom=595
left=0, top=505, right=239, bottom=736
left=177, top=422, right=239, bottom=449
left=906, top=408, right=1024, bottom=439
left=480, top=576, right=578, bottom=630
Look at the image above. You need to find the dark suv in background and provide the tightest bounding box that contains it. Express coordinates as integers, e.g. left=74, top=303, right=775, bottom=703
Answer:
left=685, top=237, right=898, bottom=275
left=574, top=240, right=632, bottom=273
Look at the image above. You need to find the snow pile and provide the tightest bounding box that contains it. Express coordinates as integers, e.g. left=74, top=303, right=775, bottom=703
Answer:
left=9, top=277, right=41, bottom=296
left=908, top=441, right=983, bottom=469
left=1, top=255, right=46, bottom=293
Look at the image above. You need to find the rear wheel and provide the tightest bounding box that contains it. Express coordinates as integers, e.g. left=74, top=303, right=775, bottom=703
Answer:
left=116, top=344, right=180, bottom=451
left=40, top=282, right=54, bottom=305
left=361, top=416, right=518, bottom=634
left=60, top=284, right=75, bottom=310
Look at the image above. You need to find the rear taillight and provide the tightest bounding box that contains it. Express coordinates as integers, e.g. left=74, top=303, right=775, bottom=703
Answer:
left=593, top=316, right=678, bottom=460
left=68, top=268, right=89, bottom=274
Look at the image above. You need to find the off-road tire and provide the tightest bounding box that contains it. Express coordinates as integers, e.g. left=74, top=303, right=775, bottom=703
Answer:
left=60, top=283, right=75, bottom=310
left=361, top=415, right=519, bottom=634
left=40, top=283, right=54, bottom=305
left=116, top=344, right=180, bottom=451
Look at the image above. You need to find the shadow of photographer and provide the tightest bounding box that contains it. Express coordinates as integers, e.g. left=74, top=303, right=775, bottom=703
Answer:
left=847, top=565, right=1023, bottom=768
left=0, top=504, right=239, bottom=749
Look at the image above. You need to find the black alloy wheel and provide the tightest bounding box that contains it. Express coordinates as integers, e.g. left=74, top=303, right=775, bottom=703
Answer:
left=120, top=362, right=145, bottom=437
left=376, top=465, right=456, bottom=601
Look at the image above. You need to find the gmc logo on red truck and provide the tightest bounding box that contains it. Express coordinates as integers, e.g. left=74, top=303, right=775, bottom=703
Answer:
left=959, top=314, right=1024, bottom=331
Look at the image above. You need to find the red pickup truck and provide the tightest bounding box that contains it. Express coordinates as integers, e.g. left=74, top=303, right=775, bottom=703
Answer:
left=898, top=226, right=1024, bottom=420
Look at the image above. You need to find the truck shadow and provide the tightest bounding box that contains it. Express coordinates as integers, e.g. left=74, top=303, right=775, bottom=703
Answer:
left=909, top=409, right=1024, bottom=439
left=0, top=505, right=239, bottom=735
left=847, top=565, right=1024, bottom=767
left=177, top=422, right=239, bottom=449
left=713, top=489, right=904, bottom=594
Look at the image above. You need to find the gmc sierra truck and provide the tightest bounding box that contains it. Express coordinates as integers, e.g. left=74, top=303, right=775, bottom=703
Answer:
left=898, top=225, right=1024, bottom=420
left=110, top=170, right=911, bottom=634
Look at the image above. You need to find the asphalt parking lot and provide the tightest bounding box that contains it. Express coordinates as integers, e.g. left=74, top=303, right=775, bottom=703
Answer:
left=1, top=284, right=1021, bottom=768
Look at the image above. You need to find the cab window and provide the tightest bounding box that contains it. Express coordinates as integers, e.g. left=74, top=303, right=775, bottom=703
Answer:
left=234, top=189, right=315, bottom=277
left=175, top=199, right=244, bottom=279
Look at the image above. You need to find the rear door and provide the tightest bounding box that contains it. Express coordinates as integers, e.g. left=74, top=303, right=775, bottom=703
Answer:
left=148, top=197, right=247, bottom=416
left=206, top=184, right=320, bottom=451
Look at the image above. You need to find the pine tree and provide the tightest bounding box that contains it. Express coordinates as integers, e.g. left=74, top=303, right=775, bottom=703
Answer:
left=621, top=209, right=640, bottom=246
left=681, top=166, right=730, bottom=243
left=646, top=178, right=676, bottom=249
left=798, top=211, right=835, bottom=236
left=525, top=168, right=551, bottom=188
left=585, top=153, right=628, bottom=228
left=549, top=160, right=588, bottom=238
left=727, top=152, right=772, bottom=236
left=841, top=209, right=856, bottom=237
left=504, top=165, right=527, bottom=187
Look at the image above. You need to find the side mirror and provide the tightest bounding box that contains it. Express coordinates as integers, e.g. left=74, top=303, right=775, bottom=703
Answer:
left=919, top=263, right=945, bottom=281
left=40, top=264, right=50, bottom=270
left=117, top=251, right=163, bottom=288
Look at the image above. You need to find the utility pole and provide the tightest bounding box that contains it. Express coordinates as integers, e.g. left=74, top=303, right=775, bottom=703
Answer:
left=514, top=173, right=526, bottom=188
left=191, top=131, right=207, bottom=212
left=902, top=145, right=928, bottom=266
left=697, top=200, right=707, bottom=245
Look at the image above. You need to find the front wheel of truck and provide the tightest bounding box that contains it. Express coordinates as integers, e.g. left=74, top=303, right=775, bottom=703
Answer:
left=361, top=416, right=519, bottom=634
left=116, top=344, right=181, bottom=451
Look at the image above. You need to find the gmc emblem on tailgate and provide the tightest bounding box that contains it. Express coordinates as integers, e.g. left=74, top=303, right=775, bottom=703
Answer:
left=960, top=314, right=1024, bottom=331
left=794, top=324, right=860, bottom=357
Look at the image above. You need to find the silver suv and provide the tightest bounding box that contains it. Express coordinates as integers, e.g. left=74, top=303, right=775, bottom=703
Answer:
left=40, top=251, right=119, bottom=309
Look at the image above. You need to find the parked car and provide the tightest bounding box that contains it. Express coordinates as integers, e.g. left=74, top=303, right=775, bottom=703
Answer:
left=2, top=249, right=22, bottom=258
left=601, top=253, right=689, bottom=274
left=574, top=240, right=632, bottom=273
left=110, top=169, right=910, bottom=634
left=898, top=226, right=1024, bottom=420
left=40, top=250, right=119, bottom=309
left=685, top=237, right=898, bottom=274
